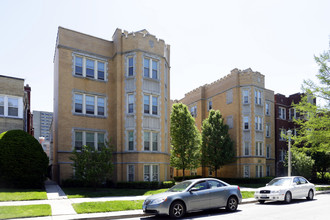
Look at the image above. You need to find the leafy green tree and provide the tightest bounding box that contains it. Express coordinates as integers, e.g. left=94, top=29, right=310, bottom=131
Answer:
left=201, top=110, right=235, bottom=177
left=170, top=103, right=201, bottom=180
left=70, top=142, right=113, bottom=189
left=284, top=148, right=314, bottom=179
left=311, top=150, right=330, bottom=181
left=292, top=49, right=330, bottom=152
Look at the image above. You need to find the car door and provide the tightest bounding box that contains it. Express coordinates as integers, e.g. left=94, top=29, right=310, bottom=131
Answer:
left=207, top=180, right=227, bottom=208
left=186, top=181, right=210, bottom=211
left=298, top=177, right=309, bottom=197
left=291, top=177, right=301, bottom=198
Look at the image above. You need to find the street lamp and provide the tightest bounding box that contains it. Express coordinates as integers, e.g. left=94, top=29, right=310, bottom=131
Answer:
left=287, top=130, right=292, bottom=176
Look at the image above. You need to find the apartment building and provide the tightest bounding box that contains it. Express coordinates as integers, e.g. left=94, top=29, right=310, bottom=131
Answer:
left=33, top=110, right=53, bottom=141
left=0, top=75, right=32, bottom=134
left=177, top=68, right=275, bottom=178
left=53, top=27, right=170, bottom=183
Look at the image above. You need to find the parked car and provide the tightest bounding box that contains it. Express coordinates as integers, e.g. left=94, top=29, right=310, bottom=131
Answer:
left=142, top=178, right=242, bottom=218
left=254, top=176, right=315, bottom=204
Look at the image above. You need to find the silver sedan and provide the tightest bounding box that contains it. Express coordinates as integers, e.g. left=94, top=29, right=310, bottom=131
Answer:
left=142, top=178, right=242, bottom=218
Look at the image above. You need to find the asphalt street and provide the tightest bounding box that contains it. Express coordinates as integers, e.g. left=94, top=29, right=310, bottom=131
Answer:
left=125, top=194, right=330, bottom=220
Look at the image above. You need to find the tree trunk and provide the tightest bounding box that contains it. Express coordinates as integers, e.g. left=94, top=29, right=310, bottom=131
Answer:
left=182, top=168, right=185, bottom=180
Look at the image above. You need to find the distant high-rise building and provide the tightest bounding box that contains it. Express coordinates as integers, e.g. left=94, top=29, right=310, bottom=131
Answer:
left=33, top=110, right=53, bottom=141
left=53, top=27, right=170, bottom=183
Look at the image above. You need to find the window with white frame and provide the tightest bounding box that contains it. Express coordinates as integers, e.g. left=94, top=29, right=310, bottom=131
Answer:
left=144, top=164, right=159, bottom=182
left=128, top=165, right=135, bottom=182
left=280, top=128, right=286, bottom=141
left=255, top=90, right=262, bottom=105
left=74, top=93, right=106, bottom=117
left=255, top=142, right=263, bottom=156
left=8, top=98, right=18, bottom=117
left=289, top=108, right=297, bottom=120
left=127, top=56, right=134, bottom=76
left=128, top=94, right=134, bottom=114
left=74, top=54, right=107, bottom=81
left=144, top=94, right=158, bottom=115
left=256, top=165, right=263, bottom=178
left=243, top=90, right=249, bottom=104
left=265, top=103, right=270, bottom=115
left=244, top=142, right=250, bottom=156
left=255, top=116, right=263, bottom=131
left=190, top=105, right=197, bottom=117
left=266, top=124, right=270, bottom=137
left=144, top=57, right=158, bottom=79
left=0, top=96, right=4, bottom=115
left=244, top=165, right=250, bottom=178
left=279, top=107, right=286, bottom=119
left=128, top=131, right=134, bottom=151
left=74, top=131, right=105, bottom=151
left=266, top=144, right=271, bottom=158
left=243, top=116, right=249, bottom=130
left=144, top=131, right=159, bottom=151
left=0, top=95, right=23, bottom=118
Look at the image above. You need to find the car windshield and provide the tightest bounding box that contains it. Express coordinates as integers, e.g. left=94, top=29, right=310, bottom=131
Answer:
left=267, top=178, right=292, bottom=186
left=167, top=181, right=192, bottom=192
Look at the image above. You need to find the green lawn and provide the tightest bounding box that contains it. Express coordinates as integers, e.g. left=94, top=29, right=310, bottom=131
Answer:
left=63, top=187, right=168, bottom=198
left=241, top=191, right=255, bottom=199
left=0, top=188, right=47, bottom=201
left=0, top=205, right=51, bottom=219
left=73, top=200, right=144, bottom=214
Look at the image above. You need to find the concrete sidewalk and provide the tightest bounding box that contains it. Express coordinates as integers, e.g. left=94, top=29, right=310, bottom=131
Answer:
left=1, top=181, right=329, bottom=220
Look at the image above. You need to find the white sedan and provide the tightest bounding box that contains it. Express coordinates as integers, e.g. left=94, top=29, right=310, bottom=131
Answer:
left=254, top=176, right=315, bottom=204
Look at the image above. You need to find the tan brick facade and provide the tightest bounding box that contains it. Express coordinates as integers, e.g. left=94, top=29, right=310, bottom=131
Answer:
left=53, top=27, right=170, bottom=183
left=176, top=68, right=275, bottom=178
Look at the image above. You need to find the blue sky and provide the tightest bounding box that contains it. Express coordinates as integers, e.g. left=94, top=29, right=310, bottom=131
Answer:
left=0, top=0, right=329, bottom=112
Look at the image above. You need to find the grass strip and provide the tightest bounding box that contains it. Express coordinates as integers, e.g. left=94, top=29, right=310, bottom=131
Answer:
left=0, top=204, right=51, bottom=219
left=0, top=188, right=47, bottom=201
left=241, top=191, right=255, bottom=199
left=316, top=186, right=330, bottom=191
left=72, top=200, right=144, bottom=214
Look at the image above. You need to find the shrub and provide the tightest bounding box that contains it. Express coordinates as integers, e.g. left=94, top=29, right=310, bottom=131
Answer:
left=173, top=175, right=202, bottom=181
left=116, top=181, right=160, bottom=189
left=0, top=130, right=49, bottom=188
left=161, top=180, right=175, bottom=188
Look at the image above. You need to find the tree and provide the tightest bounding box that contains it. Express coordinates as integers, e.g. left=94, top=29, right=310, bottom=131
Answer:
left=0, top=130, right=49, bottom=188
left=292, top=49, right=330, bottom=152
left=201, top=110, right=235, bottom=177
left=170, top=103, right=201, bottom=180
left=70, top=142, right=113, bottom=189
left=284, top=148, right=314, bottom=179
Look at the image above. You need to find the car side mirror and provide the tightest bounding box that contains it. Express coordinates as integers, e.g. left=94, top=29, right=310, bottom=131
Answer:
left=293, top=182, right=297, bottom=186
left=189, top=187, right=198, bottom=193
left=266, top=184, right=269, bottom=186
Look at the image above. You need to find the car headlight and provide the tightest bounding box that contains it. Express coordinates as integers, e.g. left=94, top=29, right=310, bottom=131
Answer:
left=149, top=197, right=167, bottom=205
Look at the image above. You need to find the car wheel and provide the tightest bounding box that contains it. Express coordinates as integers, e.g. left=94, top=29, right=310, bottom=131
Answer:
left=307, top=190, right=314, bottom=200
left=226, top=196, right=238, bottom=212
left=258, top=200, right=265, bottom=204
left=169, top=201, right=185, bottom=218
left=284, top=191, right=292, bottom=203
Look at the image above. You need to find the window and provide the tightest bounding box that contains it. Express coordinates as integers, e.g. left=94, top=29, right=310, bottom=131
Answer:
left=97, top=61, right=105, bottom=80
left=243, top=90, right=249, bottom=104
left=128, top=165, right=134, bottom=182
left=73, top=54, right=107, bottom=81
left=128, top=57, right=134, bottom=76
left=255, top=90, right=262, bottom=105
left=289, top=108, right=296, bottom=120
left=144, top=58, right=158, bottom=79
left=266, top=144, right=271, bottom=158
left=208, top=100, right=212, bottom=111
left=74, top=131, right=105, bottom=151
left=190, top=169, right=197, bottom=176
left=255, top=116, right=263, bottom=131
left=265, top=103, right=270, bottom=115
left=244, top=142, right=250, bottom=156
left=7, top=98, right=18, bottom=117
left=144, top=131, right=159, bottom=151
left=73, top=93, right=106, bottom=117
left=243, top=116, right=249, bottom=130
left=255, top=142, right=263, bottom=156
left=128, top=94, right=134, bottom=113
left=256, top=165, right=263, bottom=177
left=75, top=56, right=83, bottom=75
left=279, top=107, right=286, bottom=119
left=144, top=165, right=159, bottom=181
left=208, top=167, right=213, bottom=176
left=226, top=116, right=233, bottom=129
left=280, top=128, right=286, bottom=141
left=144, top=94, right=158, bottom=115
left=86, top=59, right=95, bottom=78
left=244, top=166, right=250, bottom=178
left=226, top=89, right=233, bottom=104
left=266, top=124, right=270, bottom=137
left=193, top=181, right=208, bottom=191
left=279, top=149, right=286, bottom=162
left=128, top=131, right=134, bottom=151
left=266, top=166, right=271, bottom=176
left=190, top=106, right=197, bottom=117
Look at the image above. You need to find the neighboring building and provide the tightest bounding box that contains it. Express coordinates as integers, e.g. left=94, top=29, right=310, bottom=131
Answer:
left=53, top=27, right=170, bottom=183
left=33, top=110, right=53, bottom=141
left=0, top=75, right=32, bottom=134
left=274, top=93, right=315, bottom=176
left=177, top=68, right=275, bottom=178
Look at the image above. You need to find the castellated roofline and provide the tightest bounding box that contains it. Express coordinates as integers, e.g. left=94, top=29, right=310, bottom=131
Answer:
left=116, top=28, right=166, bottom=44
